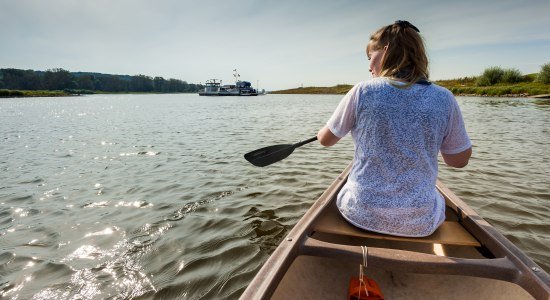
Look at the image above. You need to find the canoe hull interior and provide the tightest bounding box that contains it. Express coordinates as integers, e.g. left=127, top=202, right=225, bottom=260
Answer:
left=272, top=255, right=533, bottom=299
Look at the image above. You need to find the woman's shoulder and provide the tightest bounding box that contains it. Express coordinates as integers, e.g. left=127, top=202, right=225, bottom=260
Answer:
left=354, top=78, right=455, bottom=98
left=426, top=82, right=454, bottom=98
left=354, top=78, right=387, bottom=91
left=422, top=83, right=460, bottom=111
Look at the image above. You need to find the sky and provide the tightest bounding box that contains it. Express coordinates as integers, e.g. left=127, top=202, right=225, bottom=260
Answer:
left=1, top=0, right=549, bottom=90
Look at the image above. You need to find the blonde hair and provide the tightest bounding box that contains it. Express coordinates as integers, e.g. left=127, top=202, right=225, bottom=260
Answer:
left=367, top=21, right=429, bottom=86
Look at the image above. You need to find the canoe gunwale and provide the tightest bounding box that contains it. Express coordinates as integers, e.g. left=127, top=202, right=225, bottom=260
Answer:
left=240, top=165, right=351, bottom=299
left=240, top=163, right=550, bottom=300
left=437, top=179, right=550, bottom=298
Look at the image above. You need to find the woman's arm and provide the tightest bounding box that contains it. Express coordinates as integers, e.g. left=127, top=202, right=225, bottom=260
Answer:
left=318, top=83, right=361, bottom=147
left=441, top=147, right=472, bottom=168
left=317, top=126, right=341, bottom=147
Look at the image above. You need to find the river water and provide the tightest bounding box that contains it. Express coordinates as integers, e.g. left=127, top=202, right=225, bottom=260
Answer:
left=0, top=94, right=548, bottom=299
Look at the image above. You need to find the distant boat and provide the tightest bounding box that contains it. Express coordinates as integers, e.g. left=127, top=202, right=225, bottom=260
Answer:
left=199, top=70, right=258, bottom=96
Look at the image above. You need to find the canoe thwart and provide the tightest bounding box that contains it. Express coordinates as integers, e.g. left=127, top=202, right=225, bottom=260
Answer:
left=301, top=237, right=518, bottom=282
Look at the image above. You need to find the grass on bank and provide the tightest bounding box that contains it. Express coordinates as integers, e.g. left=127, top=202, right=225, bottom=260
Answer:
left=271, top=76, right=550, bottom=96
left=434, top=78, right=550, bottom=97
left=273, top=65, right=550, bottom=96
left=272, top=63, right=550, bottom=97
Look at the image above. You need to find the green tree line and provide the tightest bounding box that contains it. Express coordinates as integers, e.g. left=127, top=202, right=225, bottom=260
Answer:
left=0, top=68, right=203, bottom=93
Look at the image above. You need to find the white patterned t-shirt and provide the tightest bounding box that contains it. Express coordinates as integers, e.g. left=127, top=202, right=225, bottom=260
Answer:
left=327, top=77, right=471, bottom=237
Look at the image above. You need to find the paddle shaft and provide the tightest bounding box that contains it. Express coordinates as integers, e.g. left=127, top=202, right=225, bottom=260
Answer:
left=293, top=136, right=318, bottom=148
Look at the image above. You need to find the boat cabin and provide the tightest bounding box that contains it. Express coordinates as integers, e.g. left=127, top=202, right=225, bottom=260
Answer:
left=203, top=79, right=221, bottom=93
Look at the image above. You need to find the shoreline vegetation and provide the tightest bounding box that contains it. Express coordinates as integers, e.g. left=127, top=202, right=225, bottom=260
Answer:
left=0, top=89, right=199, bottom=98
left=0, top=68, right=203, bottom=98
left=2, top=65, right=549, bottom=98
left=272, top=64, right=550, bottom=98
left=0, top=89, right=73, bottom=97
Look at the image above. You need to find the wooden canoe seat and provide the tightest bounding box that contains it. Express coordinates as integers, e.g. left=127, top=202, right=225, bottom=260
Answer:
left=312, top=206, right=481, bottom=247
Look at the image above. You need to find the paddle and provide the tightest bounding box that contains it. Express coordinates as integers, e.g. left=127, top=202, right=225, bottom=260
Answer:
left=244, top=136, right=318, bottom=167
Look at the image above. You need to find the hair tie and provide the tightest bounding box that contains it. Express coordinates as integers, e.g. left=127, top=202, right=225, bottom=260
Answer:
left=394, top=20, right=420, bottom=33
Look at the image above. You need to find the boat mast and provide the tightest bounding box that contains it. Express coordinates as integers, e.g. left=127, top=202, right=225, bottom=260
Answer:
left=233, top=69, right=240, bottom=85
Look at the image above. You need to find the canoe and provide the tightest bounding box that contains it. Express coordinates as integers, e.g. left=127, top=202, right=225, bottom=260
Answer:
left=241, top=164, right=550, bottom=299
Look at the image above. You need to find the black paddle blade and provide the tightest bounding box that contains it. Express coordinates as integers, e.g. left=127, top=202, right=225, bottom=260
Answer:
left=244, top=144, right=295, bottom=167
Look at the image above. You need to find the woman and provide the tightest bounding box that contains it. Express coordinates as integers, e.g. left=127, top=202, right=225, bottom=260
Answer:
left=317, top=20, right=472, bottom=237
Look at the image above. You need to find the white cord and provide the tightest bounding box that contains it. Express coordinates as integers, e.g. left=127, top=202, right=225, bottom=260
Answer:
left=358, top=246, right=369, bottom=298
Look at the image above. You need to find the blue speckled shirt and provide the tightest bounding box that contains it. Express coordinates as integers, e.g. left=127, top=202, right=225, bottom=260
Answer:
left=327, top=78, right=471, bottom=237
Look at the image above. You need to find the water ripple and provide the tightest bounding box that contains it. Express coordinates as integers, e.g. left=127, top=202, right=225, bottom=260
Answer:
left=0, top=94, right=548, bottom=299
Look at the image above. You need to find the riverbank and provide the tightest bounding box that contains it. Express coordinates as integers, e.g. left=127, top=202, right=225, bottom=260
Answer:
left=0, top=89, right=76, bottom=97
left=5, top=82, right=549, bottom=98
left=437, top=77, right=550, bottom=97
left=0, top=89, right=201, bottom=98
left=271, top=80, right=550, bottom=97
